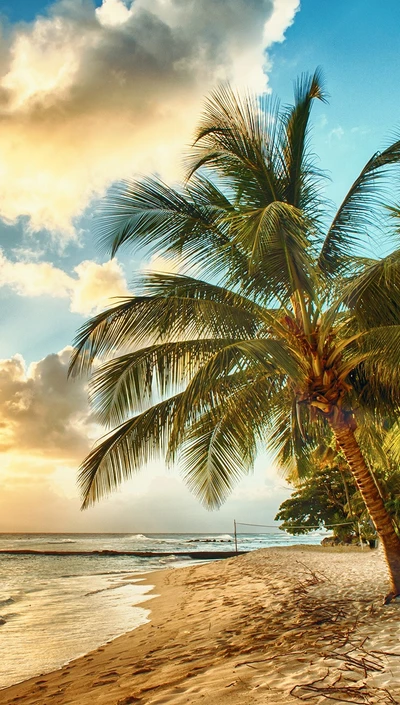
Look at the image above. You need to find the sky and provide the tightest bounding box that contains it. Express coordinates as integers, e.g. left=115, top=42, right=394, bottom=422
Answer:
left=0, top=0, right=400, bottom=533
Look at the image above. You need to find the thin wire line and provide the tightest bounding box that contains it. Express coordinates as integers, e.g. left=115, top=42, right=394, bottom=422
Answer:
left=235, top=521, right=355, bottom=529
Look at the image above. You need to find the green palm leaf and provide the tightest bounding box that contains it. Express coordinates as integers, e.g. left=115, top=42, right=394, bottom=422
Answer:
left=89, top=338, right=239, bottom=426
left=179, top=415, right=255, bottom=509
left=70, top=276, right=264, bottom=376
left=79, top=394, right=184, bottom=508
left=342, top=252, right=400, bottom=326
left=281, top=67, right=327, bottom=210
left=179, top=373, right=284, bottom=507
left=96, top=174, right=248, bottom=282
left=319, top=139, right=400, bottom=274
left=187, top=84, right=285, bottom=204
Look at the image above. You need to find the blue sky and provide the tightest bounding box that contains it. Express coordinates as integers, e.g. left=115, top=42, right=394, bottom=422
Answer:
left=269, top=0, right=400, bottom=206
left=0, top=0, right=399, bottom=532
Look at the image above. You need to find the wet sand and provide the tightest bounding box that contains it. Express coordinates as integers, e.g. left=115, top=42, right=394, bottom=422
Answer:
left=2, top=545, right=400, bottom=705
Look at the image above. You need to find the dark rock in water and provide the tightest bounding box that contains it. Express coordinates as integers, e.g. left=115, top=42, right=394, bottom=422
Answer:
left=0, top=617, right=6, bottom=625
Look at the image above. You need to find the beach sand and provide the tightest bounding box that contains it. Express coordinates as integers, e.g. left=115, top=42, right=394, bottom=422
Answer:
left=2, top=546, right=400, bottom=705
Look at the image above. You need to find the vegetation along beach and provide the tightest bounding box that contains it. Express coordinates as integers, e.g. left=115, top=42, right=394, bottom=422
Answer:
left=2, top=2, right=400, bottom=704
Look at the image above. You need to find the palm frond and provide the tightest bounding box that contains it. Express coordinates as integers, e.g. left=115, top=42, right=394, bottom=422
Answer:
left=79, top=394, right=183, bottom=508
left=179, top=374, right=283, bottom=507
left=282, top=67, right=327, bottom=210
left=187, top=84, right=286, bottom=204
left=318, top=137, right=400, bottom=274
left=384, top=422, right=400, bottom=465
left=226, top=201, right=316, bottom=301
left=360, top=325, right=400, bottom=390
left=341, top=252, right=400, bottom=327
left=179, top=413, right=255, bottom=509
left=167, top=337, right=304, bottom=461
left=89, top=338, right=238, bottom=426
left=70, top=275, right=265, bottom=376
left=96, top=174, right=248, bottom=282
left=348, top=361, right=400, bottom=419
left=268, top=397, right=330, bottom=482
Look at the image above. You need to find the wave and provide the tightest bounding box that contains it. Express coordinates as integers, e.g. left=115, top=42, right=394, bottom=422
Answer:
left=130, top=534, right=149, bottom=541
left=214, top=534, right=233, bottom=540
left=126, top=534, right=233, bottom=544
left=158, top=554, right=194, bottom=563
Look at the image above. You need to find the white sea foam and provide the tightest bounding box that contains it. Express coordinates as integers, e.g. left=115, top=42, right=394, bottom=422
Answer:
left=130, top=534, right=149, bottom=540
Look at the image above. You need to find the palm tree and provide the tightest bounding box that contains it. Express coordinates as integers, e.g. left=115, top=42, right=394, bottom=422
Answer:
left=71, top=70, right=400, bottom=600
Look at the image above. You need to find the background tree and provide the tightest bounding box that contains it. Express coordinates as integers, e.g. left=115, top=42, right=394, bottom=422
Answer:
left=275, top=444, right=400, bottom=546
left=275, top=464, right=362, bottom=543
left=71, top=71, right=400, bottom=599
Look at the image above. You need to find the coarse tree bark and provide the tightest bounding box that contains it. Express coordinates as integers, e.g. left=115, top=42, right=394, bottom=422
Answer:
left=329, top=412, right=400, bottom=602
left=338, top=467, right=353, bottom=518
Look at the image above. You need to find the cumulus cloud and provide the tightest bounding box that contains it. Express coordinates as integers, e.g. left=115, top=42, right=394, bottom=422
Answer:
left=0, top=0, right=299, bottom=236
left=69, top=259, right=129, bottom=314
left=0, top=250, right=129, bottom=314
left=0, top=347, right=93, bottom=458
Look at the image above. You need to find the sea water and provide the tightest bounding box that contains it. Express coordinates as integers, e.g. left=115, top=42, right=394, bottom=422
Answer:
left=0, top=531, right=324, bottom=689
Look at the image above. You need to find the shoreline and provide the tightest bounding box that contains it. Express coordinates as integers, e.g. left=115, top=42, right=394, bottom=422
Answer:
left=0, top=549, right=247, bottom=557
left=2, top=545, right=400, bottom=704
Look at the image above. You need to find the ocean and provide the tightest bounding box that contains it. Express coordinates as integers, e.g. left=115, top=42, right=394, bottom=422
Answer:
left=0, top=531, right=325, bottom=689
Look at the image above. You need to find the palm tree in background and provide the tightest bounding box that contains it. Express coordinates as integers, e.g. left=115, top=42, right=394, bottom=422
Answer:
left=71, top=70, right=400, bottom=599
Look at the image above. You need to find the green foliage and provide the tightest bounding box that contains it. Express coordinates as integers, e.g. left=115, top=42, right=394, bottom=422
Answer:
left=276, top=452, right=400, bottom=542
left=275, top=465, right=357, bottom=540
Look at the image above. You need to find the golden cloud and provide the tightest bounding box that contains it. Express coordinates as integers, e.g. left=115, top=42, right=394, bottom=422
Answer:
left=0, top=0, right=299, bottom=236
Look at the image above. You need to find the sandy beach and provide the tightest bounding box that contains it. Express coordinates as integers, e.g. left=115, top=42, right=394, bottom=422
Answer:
left=2, top=546, right=400, bottom=705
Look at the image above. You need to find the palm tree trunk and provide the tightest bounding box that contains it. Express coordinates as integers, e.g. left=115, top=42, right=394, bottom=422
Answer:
left=329, top=414, right=400, bottom=601
left=339, top=467, right=353, bottom=518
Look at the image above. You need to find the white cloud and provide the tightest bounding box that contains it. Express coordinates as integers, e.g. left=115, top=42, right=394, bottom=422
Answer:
left=263, top=0, right=299, bottom=43
left=328, top=126, right=345, bottom=142
left=0, top=250, right=129, bottom=314
left=69, top=259, right=129, bottom=314
left=0, top=0, right=300, bottom=237
left=96, top=0, right=133, bottom=26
